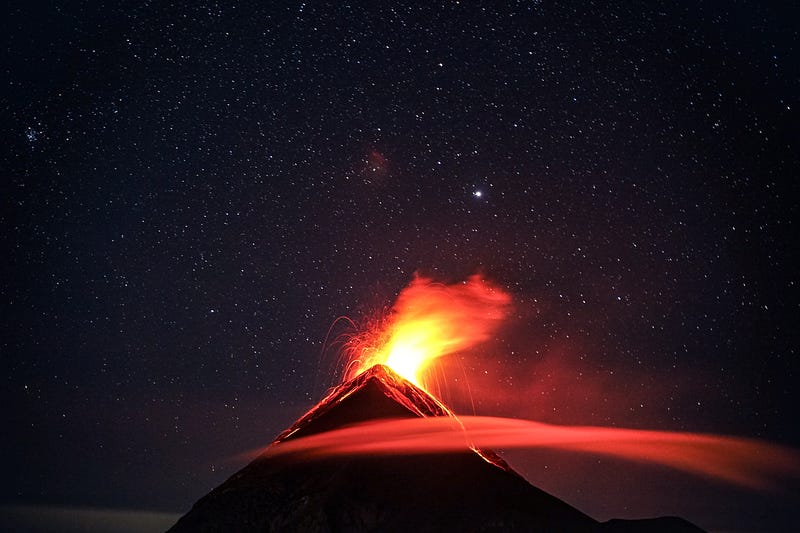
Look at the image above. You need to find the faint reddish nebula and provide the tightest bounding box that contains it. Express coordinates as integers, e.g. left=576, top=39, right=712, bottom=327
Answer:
left=258, top=416, right=800, bottom=492
left=362, top=149, right=389, bottom=183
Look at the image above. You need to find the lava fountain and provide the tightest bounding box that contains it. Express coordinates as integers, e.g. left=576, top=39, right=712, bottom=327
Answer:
left=343, top=274, right=511, bottom=389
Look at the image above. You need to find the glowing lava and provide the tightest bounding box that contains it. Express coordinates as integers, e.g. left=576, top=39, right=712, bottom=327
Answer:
left=344, top=274, right=511, bottom=389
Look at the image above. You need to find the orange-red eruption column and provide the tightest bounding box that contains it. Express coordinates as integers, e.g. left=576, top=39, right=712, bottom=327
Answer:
left=345, top=274, right=511, bottom=390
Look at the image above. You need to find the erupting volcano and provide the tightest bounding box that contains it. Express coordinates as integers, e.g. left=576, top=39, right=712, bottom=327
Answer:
left=168, top=364, right=702, bottom=532
left=169, top=275, right=798, bottom=532
left=342, top=274, right=511, bottom=389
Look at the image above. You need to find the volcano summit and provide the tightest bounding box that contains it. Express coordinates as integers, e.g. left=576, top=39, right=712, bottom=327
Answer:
left=168, top=365, right=703, bottom=532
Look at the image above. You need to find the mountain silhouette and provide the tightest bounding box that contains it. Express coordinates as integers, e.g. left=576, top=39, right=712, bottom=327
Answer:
left=168, top=365, right=704, bottom=532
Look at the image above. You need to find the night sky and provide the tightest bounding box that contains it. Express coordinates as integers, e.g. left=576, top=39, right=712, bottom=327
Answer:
left=3, top=1, right=799, bottom=532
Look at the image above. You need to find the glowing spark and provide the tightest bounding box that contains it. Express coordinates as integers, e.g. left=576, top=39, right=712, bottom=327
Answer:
left=345, top=275, right=511, bottom=389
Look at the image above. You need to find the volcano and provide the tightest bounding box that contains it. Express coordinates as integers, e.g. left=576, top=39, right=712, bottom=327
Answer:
left=168, top=365, right=703, bottom=532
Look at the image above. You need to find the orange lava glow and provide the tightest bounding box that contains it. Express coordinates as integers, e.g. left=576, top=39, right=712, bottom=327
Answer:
left=344, top=275, right=511, bottom=389
left=257, top=416, right=800, bottom=491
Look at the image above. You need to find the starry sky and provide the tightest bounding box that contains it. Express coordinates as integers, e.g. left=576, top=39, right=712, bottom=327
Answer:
left=3, top=1, right=799, bottom=531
